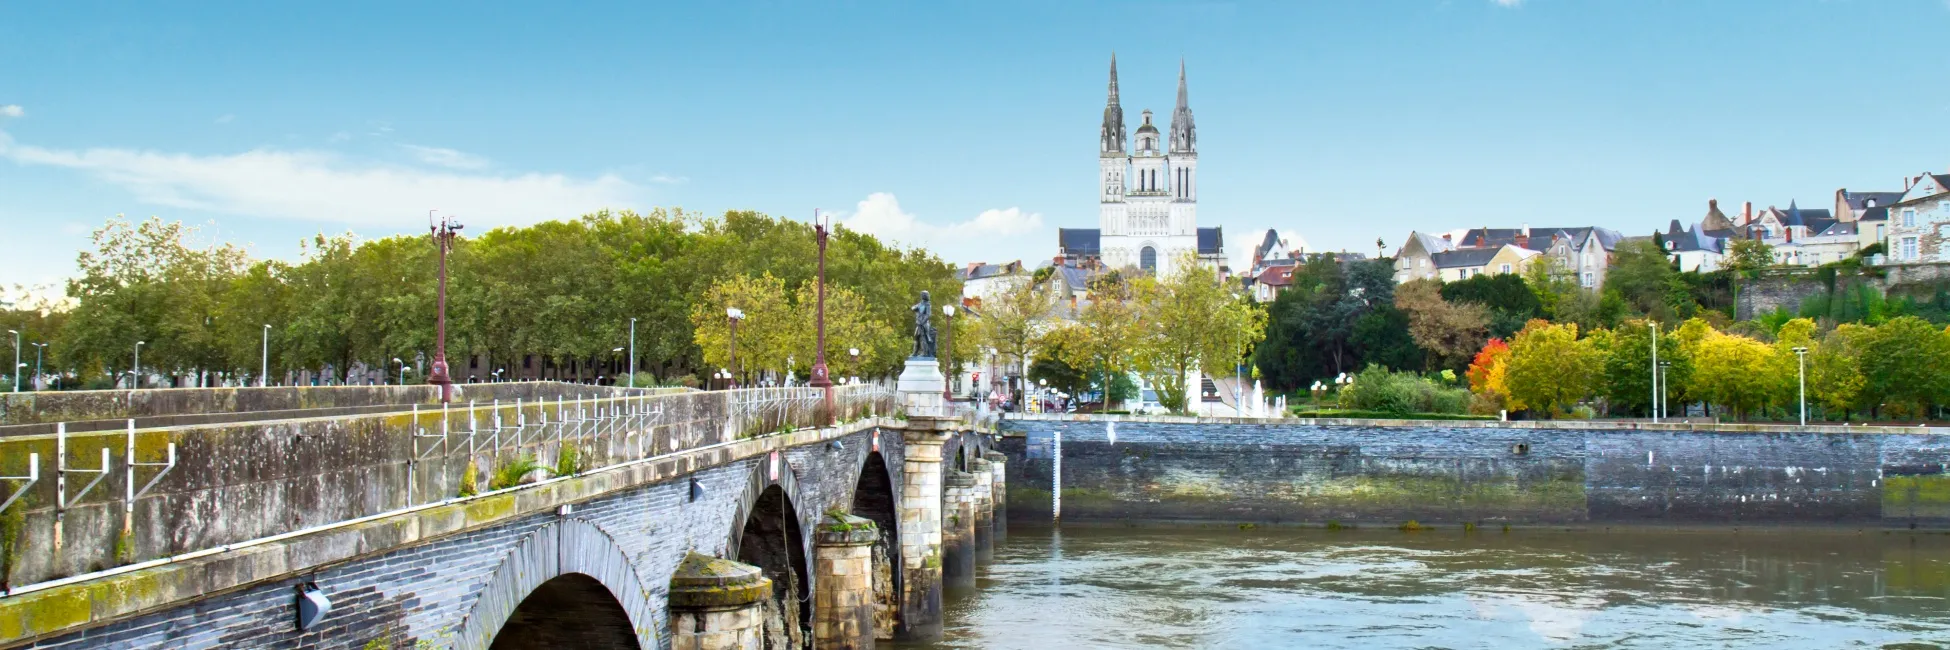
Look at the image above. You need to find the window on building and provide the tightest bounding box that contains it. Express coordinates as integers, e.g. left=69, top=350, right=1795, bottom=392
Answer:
left=1581, top=272, right=1594, bottom=288
left=1903, top=236, right=1919, bottom=261
left=1500, top=263, right=1512, bottom=274
left=1140, top=246, right=1158, bottom=272
left=1903, top=209, right=1917, bottom=227
left=1877, top=224, right=1886, bottom=240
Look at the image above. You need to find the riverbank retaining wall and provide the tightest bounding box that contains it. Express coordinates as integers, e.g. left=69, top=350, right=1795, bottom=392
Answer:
left=998, top=418, right=1950, bottom=528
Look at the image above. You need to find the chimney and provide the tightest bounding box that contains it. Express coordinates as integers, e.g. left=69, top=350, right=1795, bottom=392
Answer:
left=1742, top=201, right=1752, bottom=225
left=1442, top=233, right=1453, bottom=243
left=1053, top=254, right=1066, bottom=267
left=1708, top=198, right=1718, bottom=211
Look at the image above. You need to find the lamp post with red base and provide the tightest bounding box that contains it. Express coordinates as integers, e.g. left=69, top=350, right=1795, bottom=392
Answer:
left=809, top=210, right=837, bottom=422
left=426, top=211, right=463, bottom=403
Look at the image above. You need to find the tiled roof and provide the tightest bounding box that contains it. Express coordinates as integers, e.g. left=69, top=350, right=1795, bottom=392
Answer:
left=1255, top=264, right=1296, bottom=286
left=1430, top=247, right=1501, bottom=269
left=1058, top=228, right=1101, bottom=256
left=1198, top=227, right=1224, bottom=255
left=1843, top=190, right=1905, bottom=211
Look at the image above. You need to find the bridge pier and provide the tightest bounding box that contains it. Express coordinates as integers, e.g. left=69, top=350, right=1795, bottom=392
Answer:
left=669, top=552, right=772, bottom=650
left=970, top=457, right=995, bottom=565
left=942, top=470, right=978, bottom=590
left=985, top=450, right=1008, bottom=541
left=895, top=422, right=950, bottom=641
left=815, top=514, right=882, bottom=650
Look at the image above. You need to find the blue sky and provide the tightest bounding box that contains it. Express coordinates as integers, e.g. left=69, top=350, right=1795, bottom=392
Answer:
left=4, top=0, right=1949, bottom=296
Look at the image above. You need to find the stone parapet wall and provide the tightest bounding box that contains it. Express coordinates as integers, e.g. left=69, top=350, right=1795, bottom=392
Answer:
left=999, top=418, right=1950, bottom=528
left=0, top=386, right=894, bottom=589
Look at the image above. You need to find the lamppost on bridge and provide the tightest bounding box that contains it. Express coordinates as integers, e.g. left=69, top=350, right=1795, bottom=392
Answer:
left=31, top=342, right=48, bottom=391
left=393, top=357, right=409, bottom=386
left=260, top=324, right=273, bottom=387
left=1792, top=346, right=1809, bottom=426
left=810, top=210, right=833, bottom=391
left=627, top=317, right=637, bottom=389
left=133, top=340, right=145, bottom=390
left=726, top=307, right=744, bottom=388
left=941, top=304, right=956, bottom=400
left=427, top=211, right=464, bottom=402
left=493, top=368, right=503, bottom=383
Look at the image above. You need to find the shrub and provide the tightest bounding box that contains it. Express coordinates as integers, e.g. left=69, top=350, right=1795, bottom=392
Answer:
left=1337, top=366, right=1471, bottom=416
left=489, top=456, right=544, bottom=491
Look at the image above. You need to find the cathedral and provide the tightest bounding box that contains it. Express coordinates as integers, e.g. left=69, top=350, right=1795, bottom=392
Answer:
left=1058, top=55, right=1224, bottom=277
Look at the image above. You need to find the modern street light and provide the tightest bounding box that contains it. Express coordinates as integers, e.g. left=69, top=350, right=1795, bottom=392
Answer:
left=941, top=304, right=956, bottom=399
left=261, top=324, right=272, bottom=387
left=493, top=368, right=504, bottom=383
left=810, top=210, right=833, bottom=390
left=627, top=318, right=637, bottom=389
left=393, top=357, right=408, bottom=386
left=133, top=341, right=145, bottom=390
left=4, top=328, right=21, bottom=393
left=1658, top=361, right=1672, bottom=420
left=726, top=307, right=744, bottom=388
left=7, top=329, right=18, bottom=392
left=1792, top=346, right=1810, bottom=426
left=1649, top=321, right=1660, bottom=424
left=30, top=342, right=48, bottom=391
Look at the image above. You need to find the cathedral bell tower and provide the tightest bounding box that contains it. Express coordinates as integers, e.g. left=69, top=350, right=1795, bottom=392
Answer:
left=1100, top=54, right=1128, bottom=206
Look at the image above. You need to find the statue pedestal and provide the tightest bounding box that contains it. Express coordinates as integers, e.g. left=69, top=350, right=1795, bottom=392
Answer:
left=897, top=356, right=947, bottom=417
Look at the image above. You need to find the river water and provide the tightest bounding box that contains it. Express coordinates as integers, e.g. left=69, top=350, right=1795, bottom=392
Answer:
left=902, top=525, right=1950, bottom=649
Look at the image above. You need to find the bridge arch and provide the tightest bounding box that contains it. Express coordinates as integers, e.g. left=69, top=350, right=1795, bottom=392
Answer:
left=849, top=449, right=902, bottom=638
left=726, top=452, right=814, bottom=648
left=456, top=518, right=656, bottom=650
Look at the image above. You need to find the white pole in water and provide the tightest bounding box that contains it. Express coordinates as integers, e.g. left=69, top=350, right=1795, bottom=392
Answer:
left=1052, top=426, right=1063, bottom=522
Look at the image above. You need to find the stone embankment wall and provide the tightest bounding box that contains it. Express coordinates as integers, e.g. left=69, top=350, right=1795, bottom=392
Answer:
left=0, top=380, right=674, bottom=427
left=0, top=387, right=889, bottom=589
left=1000, top=417, right=1950, bottom=528
left=1736, top=262, right=1950, bottom=320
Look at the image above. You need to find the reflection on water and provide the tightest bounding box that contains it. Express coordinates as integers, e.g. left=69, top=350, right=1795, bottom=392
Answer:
left=901, top=526, right=1950, bottom=649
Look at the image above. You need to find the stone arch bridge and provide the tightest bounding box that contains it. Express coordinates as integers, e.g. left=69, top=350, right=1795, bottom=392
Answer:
left=0, top=382, right=1004, bottom=649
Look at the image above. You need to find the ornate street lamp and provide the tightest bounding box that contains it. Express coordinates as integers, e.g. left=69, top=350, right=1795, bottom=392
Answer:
left=848, top=347, right=860, bottom=384
left=427, top=211, right=464, bottom=402
left=810, top=210, right=833, bottom=389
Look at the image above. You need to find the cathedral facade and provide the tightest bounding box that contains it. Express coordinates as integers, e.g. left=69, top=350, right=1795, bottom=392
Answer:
left=1059, top=55, right=1223, bottom=278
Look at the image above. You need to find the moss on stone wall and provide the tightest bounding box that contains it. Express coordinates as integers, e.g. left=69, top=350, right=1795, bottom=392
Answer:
left=1883, top=475, right=1950, bottom=520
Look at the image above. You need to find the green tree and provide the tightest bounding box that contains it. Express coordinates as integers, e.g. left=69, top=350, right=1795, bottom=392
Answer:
left=1395, top=279, right=1489, bottom=373
left=1504, top=320, right=1600, bottom=416
left=1687, top=329, right=1773, bottom=420
left=1858, top=316, right=1950, bottom=418
left=1440, top=273, right=1542, bottom=338
left=1130, top=255, right=1267, bottom=413
left=1599, top=319, right=1691, bottom=417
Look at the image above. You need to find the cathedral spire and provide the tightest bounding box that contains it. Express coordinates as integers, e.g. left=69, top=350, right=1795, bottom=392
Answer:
left=1169, top=58, right=1196, bottom=155
left=1101, top=53, right=1127, bottom=156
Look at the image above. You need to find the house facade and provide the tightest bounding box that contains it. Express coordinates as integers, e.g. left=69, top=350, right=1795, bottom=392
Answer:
left=1885, top=172, right=1950, bottom=263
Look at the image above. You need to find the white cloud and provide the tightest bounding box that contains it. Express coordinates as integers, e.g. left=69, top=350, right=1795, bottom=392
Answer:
left=1492, top=0, right=1522, bottom=6
left=649, top=173, right=689, bottom=185
left=0, top=131, right=642, bottom=228
left=0, top=105, right=23, bottom=118
left=401, top=144, right=490, bottom=170
left=836, top=192, right=1045, bottom=261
